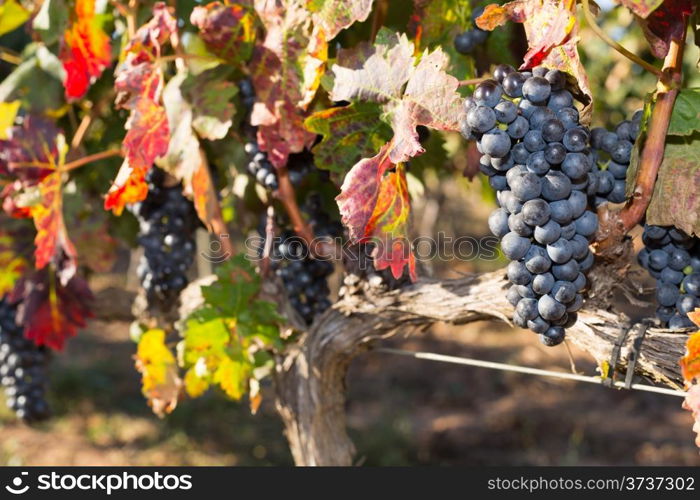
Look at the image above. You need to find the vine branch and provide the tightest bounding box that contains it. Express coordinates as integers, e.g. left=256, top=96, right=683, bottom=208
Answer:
left=594, top=24, right=687, bottom=252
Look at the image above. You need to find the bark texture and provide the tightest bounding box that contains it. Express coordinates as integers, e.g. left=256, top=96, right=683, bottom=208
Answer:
left=274, top=261, right=692, bottom=466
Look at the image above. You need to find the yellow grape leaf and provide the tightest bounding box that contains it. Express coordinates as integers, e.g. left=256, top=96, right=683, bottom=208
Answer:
left=0, top=0, right=30, bottom=37
left=0, top=101, right=20, bottom=139
left=134, top=329, right=182, bottom=417
left=184, top=366, right=210, bottom=398
left=213, top=355, right=250, bottom=400
left=0, top=234, right=26, bottom=296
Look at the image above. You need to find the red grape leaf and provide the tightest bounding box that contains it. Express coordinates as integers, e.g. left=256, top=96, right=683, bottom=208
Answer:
left=181, top=69, right=238, bottom=141
left=617, top=0, right=665, bottom=18
left=103, top=161, right=149, bottom=216
left=249, top=0, right=327, bottom=168
left=60, top=0, right=111, bottom=100
left=476, top=0, right=592, bottom=122
left=336, top=142, right=394, bottom=241
left=304, top=101, right=392, bottom=174
left=10, top=268, right=93, bottom=350
left=0, top=115, right=59, bottom=182
left=307, top=0, right=374, bottom=39
left=135, top=329, right=182, bottom=417
left=330, top=33, right=464, bottom=163
left=365, top=164, right=416, bottom=281
left=646, top=136, right=700, bottom=237
left=636, top=0, right=694, bottom=58
left=31, top=169, right=78, bottom=280
left=190, top=1, right=256, bottom=64
left=106, top=3, right=176, bottom=214
left=0, top=117, right=78, bottom=280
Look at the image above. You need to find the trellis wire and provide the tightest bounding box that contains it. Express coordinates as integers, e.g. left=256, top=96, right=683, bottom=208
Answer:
left=375, top=347, right=686, bottom=398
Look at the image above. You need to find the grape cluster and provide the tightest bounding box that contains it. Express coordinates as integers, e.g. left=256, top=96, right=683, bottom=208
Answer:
left=267, top=195, right=342, bottom=325
left=638, top=225, right=700, bottom=329
left=453, top=7, right=489, bottom=55
left=131, top=168, right=198, bottom=311
left=0, top=299, right=51, bottom=423
left=463, top=65, right=599, bottom=346
left=239, top=80, right=312, bottom=191
left=589, top=111, right=642, bottom=206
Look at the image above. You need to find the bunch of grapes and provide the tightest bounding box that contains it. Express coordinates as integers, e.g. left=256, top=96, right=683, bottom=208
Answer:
left=340, top=243, right=412, bottom=294
left=264, top=195, right=342, bottom=325
left=637, top=225, right=700, bottom=329
left=239, top=80, right=312, bottom=191
left=463, top=65, right=598, bottom=346
left=131, top=167, right=198, bottom=311
left=453, top=7, right=489, bottom=55
left=589, top=111, right=642, bottom=206
left=0, top=299, right=51, bottom=423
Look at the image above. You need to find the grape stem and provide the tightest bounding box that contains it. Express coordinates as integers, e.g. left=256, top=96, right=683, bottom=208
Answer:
left=274, top=165, right=321, bottom=255
left=458, top=78, right=489, bottom=87
left=595, top=24, right=687, bottom=250
left=581, top=0, right=664, bottom=80
left=196, top=149, right=235, bottom=259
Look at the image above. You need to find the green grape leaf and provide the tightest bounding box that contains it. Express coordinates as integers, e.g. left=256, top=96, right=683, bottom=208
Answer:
left=646, top=133, right=700, bottom=236
left=667, top=88, right=700, bottom=136
left=304, top=102, right=392, bottom=174
left=181, top=68, right=238, bottom=141
left=180, top=256, right=282, bottom=404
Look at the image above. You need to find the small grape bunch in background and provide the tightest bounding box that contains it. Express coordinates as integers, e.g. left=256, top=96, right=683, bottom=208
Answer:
left=453, top=6, right=490, bottom=55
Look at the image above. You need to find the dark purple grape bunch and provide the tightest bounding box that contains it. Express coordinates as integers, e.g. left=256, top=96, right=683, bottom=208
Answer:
left=638, top=225, right=700, bottom=330
left=131, top=167, right=198, bottom=311
left=239, top=80, right=312, bottom=192
left=589, top=110, right=642, bottom=206
left=462, top=64, right=599, bottom=346
left=453, top=6, right=489, bottom=55
left=0, top=299, right=51, bottom=423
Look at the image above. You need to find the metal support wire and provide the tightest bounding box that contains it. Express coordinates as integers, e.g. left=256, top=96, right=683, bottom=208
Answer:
left=375, top=347, right=686, bottom=398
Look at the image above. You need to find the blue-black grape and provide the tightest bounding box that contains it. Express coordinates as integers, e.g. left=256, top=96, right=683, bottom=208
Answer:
left=464, top=67, right=599, bottom=344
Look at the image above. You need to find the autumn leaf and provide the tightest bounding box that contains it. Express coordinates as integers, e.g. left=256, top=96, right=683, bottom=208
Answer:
left=190, top=1, right=256, bottom=64
left=365, top=164, right=416, bottom=280
left=11, top=269, right=93, bottom=350
left=106, top=2, right=176, bottom=214
left=635, top=0, right=694, bottom=58
left=249, top=0, right=326, bottom=167
left=304, top=102, right=392, bottom=174
left=336, top=142, right=394, bottom=241
left=213, top=355, right=250, bottom=400
left=307, top=0, right=374, bottom=39
left=476, top=0, right=592, bottom=121
left=135, top=329, right=182, bottom=417
left=0, top=115, right=59, bottom=182
left=330, top=32, right=465, bottom=163
left=646, top=135, right=700, bottom=236
left=60, top=0, right=112, bottom=100
left=181, top=68, right=238, bottom=141
left=31, top=169, right=78, bottom=277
